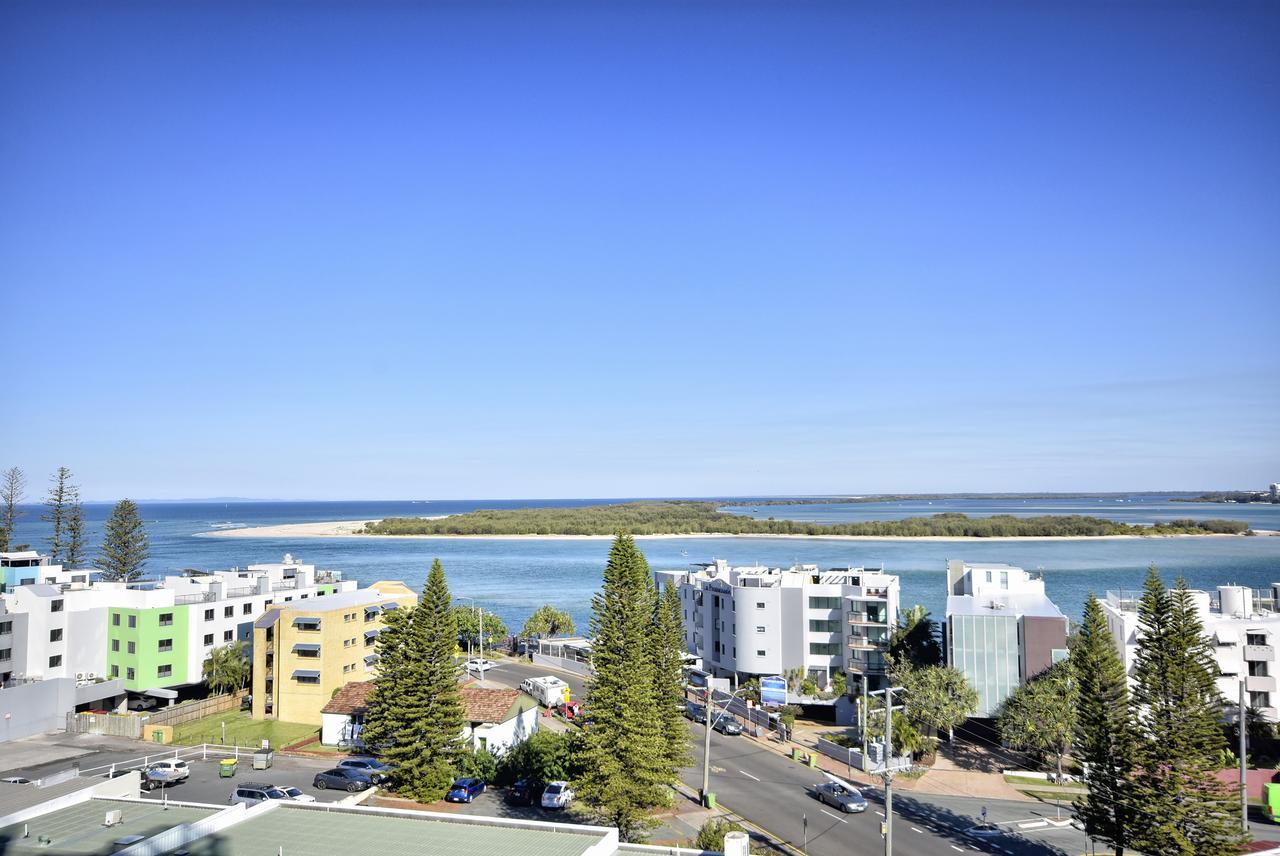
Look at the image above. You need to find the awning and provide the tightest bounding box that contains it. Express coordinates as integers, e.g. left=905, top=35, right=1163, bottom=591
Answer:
left=293, top=643, right=321, bottom=654
left=292, top=617, right=321, bottom=629
left=1215, top=628, right=1240, bottom=645
left=364, top=654, right=379, bottom=667
left=364, top=629, right=382, bottom=640
left=382, top=602, right=400, bottom=610
left=364, top=604, right=382, bottom=615
left=293, top=670, right=321, bottom=680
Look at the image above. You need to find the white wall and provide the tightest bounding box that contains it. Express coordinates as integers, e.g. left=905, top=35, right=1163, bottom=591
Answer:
left=466, top=706, right=539, bottom=755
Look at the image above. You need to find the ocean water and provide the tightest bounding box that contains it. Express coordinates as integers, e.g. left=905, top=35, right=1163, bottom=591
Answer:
left=7, top=497, right=1280, bottom=633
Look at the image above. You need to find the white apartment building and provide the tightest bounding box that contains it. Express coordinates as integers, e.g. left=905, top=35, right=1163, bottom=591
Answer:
left=0, top=552, right=354, bottom=695
left=945, top=560, right=1069, bottom=717
left=655, top=560, right=900, bottom=699
left=1102, top=583, right=1280, bottom=721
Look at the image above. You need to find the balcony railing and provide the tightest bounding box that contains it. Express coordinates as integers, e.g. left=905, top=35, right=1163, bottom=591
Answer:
left=1245, top=645, right=1275, bottom=661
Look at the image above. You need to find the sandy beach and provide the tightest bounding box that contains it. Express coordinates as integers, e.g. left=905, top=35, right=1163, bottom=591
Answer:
left=199, top=519, right=1266, bottom=542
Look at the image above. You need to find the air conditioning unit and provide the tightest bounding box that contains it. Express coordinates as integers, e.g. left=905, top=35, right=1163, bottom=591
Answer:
left=103, top=809, right=123, bottom=827
left=87, top=672, right=96, bottom=680
left=76, top=672, right=86, bottom=681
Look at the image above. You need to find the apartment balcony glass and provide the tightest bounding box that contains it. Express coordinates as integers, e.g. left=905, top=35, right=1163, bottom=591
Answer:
left=848, top=606, right=888, bottom=626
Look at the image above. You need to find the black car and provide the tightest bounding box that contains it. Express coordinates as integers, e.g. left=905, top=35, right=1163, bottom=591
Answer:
left=337, top=757, right=392, bottom=784
left=712, top=714, right=743, bottom=736
left=313, top=768, right=374, bottom=792
left=507, top=778, right=546, bottom=806
left=685, top=702, right=707, bottom=724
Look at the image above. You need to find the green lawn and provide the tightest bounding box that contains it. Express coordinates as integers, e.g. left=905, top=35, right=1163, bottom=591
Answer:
left=170, top=709, right=317, bottom=749
left=1003, top=773, right=1086, bottom=790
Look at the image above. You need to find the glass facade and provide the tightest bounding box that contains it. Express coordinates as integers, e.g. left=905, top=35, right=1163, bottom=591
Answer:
left=950, top=613, right=1020, bottom=716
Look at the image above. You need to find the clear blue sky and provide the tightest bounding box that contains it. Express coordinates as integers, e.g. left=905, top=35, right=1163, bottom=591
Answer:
left=2, top=1, right=1277, bottom=500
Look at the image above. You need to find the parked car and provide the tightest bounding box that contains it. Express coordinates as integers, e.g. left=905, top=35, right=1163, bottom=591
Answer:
left=685, top=702, right=707, bottom=724
left=712, top=714, right=743, bottom=736
left=142, top=763, right=189, bottom=792
left=280, top=786, right=316, bottom=803
left=541, top=781, right=574, bottom=810
left=147, top=760, right=190, bottom=781
left=507, top=778, right=545, bottom=806
left=811, top=782, right=867, bottom=813
left=463, top=659, right=496, bottom=673
left=964, top=823, right=1004, bottom=839
left=445, top=777, right=486, bottom=803
left=337, top=757, right=392, bottom=784
left=313, top=768, right=374, bottom=792
left=1, top=777, right=32, bottom=785
left=229, top=782, right=291, bottom=806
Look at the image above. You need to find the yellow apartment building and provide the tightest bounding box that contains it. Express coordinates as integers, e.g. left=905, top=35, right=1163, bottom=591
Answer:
left=251, top=581, right=417, bottom=726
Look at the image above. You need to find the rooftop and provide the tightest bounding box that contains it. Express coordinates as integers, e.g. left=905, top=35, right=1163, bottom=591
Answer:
left=174, top=802, right=613, bottom=856
left=272, top=585, right=412, bottom=613
left=321, top=680, right=374, bottom=716
left=947, top=592, right=1066, bottom=619
left=0, top=798, right=214, bottom=854
left=0, top=778, right=101, bottom=820
left=460, top=687, right=522, bottom=723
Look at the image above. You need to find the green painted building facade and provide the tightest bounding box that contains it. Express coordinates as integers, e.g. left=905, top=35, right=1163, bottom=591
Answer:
left=107, top=605, right=192, bottom=691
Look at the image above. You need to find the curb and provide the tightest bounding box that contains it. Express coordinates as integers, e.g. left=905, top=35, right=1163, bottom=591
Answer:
left=670, top=782, right=805, bottom=856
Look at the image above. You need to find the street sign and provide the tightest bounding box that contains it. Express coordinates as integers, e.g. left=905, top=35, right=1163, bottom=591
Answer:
left=760, top=676, right=787, bottom=706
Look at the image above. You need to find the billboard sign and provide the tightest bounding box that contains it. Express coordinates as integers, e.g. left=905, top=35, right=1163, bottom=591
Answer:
left=760, top=676, right=788, bottom=706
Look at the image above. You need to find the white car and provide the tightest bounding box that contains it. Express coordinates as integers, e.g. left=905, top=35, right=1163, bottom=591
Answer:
left=541, top=781, right=574, bottom=810
left=964, top=823, right=1004, bottom=838
left=146, top=760, right=190, bottom=781
left=281, top=786, right=316, bottom=803
left=464, top=659, right=495, bottom=673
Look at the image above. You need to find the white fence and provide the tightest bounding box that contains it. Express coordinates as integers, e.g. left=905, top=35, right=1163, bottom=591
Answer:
left=814, top=736, right=911, bottom=774
left=76, top=744, right=262, bottom=778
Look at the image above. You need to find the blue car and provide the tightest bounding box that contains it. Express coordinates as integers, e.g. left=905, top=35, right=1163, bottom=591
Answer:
left=445, top=777, right=486, bottom=803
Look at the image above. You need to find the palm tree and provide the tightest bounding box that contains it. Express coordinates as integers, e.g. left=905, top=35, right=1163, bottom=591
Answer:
left=889, top=604, right=942, bottom=668
left=203, top=641, right=250, bottom=695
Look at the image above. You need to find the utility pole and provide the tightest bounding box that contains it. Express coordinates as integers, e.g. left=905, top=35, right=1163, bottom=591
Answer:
left=701, top=687, right=746, bottom=807
left=870, top=685, right=905, bottom=856
left=1241, top=680, right=1248, bottom=832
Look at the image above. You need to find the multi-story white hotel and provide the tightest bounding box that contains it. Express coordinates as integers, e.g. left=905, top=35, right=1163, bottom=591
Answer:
left=655, top=559, right=900, bottom=699
left=1102, top=583, right=1280, bottom=721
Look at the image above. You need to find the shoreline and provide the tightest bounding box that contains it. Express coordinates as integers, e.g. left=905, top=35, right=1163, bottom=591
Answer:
left=198, top=519, right=1273, bottom=542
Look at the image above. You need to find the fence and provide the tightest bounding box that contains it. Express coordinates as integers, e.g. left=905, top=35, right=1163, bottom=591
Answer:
left=77, top=743, right=263, bottom=778
left=66, top=712, right=146, bottom=739
left=145, top=690, right=248, bottom=727
left=814, top=736, right=911, bottom=774
left=531, top=652, right=591, bottom=677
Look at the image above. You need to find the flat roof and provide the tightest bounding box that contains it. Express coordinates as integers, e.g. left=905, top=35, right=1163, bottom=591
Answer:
left=947, top=593, right=1066, bottom=619
left=0, top=798, right=214, bottom=854
left=281, top=588, right=407, bottom=612
left=174, top=804, right=611, bottom=856
left=0, top=778, right=98, bottom=819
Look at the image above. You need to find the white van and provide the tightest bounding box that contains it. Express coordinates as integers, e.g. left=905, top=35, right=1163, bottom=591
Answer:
left=519, top=676, right=570, bottom=707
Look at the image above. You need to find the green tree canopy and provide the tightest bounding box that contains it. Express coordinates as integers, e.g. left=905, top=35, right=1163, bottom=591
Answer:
left=0, top=466, right=27, bottom=553
left=888, top=605, right=943, bottom=668
left=496, top=729, right=584, bottom=786
left=95, top=499, right=149, bottom=582
left=520, top=604, right=576, bottom=638
left=202, top=641, right=250, bottom=694
left=1072, top=593, right=1137, bottom=856
left=893, top=664, right=977, bottom=747
left=651, top=581, right=690, bottom=777
left=43, top=467, right=76, bottom=564
left=452, top=607, right=508, bottom=651
left=998, top=660, right=1077, bottom=782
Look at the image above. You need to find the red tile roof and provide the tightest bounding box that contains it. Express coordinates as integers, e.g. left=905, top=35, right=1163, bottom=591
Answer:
left=460, top=687, right=520, bottom=724
left=321, top=680, right=374, bottom=716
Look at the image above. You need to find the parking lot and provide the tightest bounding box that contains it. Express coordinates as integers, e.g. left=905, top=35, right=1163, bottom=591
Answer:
left=423, top=783, right=583, bottom=823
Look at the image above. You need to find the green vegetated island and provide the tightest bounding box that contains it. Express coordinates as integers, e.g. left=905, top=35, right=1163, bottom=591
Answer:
left=361, top=500, right=1251, bottom=538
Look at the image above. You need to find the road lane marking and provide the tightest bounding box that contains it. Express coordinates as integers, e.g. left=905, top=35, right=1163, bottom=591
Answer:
left=739, top=770, right=760, bottom=781
left=819, top=809, right=847, bottom=823
left=875, top=810, right=885, bottom=817
left=911, top=826, right=924, bottom=833
left=950, top=847, right=964, bottom=853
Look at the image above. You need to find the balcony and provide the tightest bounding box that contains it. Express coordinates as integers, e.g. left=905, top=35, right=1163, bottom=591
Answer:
left=1247, top=675, right=1277, bottom=693
left=1244, top=645, right=1274, bottom=661
left=848, top=612, right=887, bottom=627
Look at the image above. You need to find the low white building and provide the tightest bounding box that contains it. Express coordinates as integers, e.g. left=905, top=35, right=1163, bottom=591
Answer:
left=320, top=681, right=540, bottom=754
left=656, top=560, right=900, bottom=699
left=1103, top=583, right=1280, bottom=721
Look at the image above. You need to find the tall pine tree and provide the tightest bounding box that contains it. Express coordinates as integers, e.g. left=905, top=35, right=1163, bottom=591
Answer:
left=43, top=467, right=75, bottom=563
left=0, top=467, right=26, bottom=553
left=651, top=580, right=690, bottom=779
left=94, top=499, right=149, bottom=581
left=1130, top=566, right=1245, bottom=855
left=1072, top=593, right=1136, bottom=856
left=577, top=533, right=669, bottom=841
left=360, top=559, right=465, bottom=803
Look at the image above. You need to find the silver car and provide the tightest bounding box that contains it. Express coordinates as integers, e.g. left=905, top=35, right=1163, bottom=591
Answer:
left=812, top=781, right=867, bottom=813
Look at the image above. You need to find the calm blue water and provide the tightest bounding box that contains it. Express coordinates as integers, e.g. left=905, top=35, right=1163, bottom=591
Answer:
left=8, top=497, right=1280, bottom=633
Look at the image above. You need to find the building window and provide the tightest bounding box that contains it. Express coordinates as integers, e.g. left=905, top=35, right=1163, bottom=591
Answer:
left=127, top=641, right=135, bottom=654
left=756, top=602, right=766, bottom=609
left=808, top=596, right=841, bottom=610
left=50, top=628, right=63, bottom=642
left=755, top=626, right=766, bottom=633
left=224, top=630, right=233, bottom=642
left=111, top=639, right=120, bottom=652
left=204, top=609, right=215, bottom=621
left=158, top=639, right=173, bottom=653
left=0, top=620, right=11, bottom=634
left=204, top=634, right=214, bottom=646
left=126, top=667, right=135, bottom=681
left=113, top=613, right=120, bottom=627
left=51, top=599, right=64, bottom=613
left=1248, top=633, right=1269, bottom=647
left=225, top=606, right=234, bottom=618
left=0, top=648, right=10, bottom=662
left=295, top=673, right=320, bottom=684
left=49, top=654, right=62, bottom=668
left=159, top=613, right=174, bottom=626
left=284, top=597, right=292, bottom=602
left=128, top=615, right=137, bottom=629
left=1000, top=572, right=1009, bottom=590
left=243, top=603, right=253, bottom=615
left=756, top=649, right=766, bottom=657
left=808, top=619, right=839, bottom=633
left=158, top=665, right=172, bottom=678
left=110, top=664, right=118, bottom=677
left=809, top=642, right=840, bottom=656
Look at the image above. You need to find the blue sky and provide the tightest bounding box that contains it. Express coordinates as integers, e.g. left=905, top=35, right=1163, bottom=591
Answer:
left=1, top=1, right=1277, bottom=500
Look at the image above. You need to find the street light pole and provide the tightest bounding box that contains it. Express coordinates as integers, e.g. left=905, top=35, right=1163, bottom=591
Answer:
left=1241, top=679, right=1248, bottom=833
left=701, top=686, right=747, bottom=807
left=870, top=686, right=905, bottom=856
